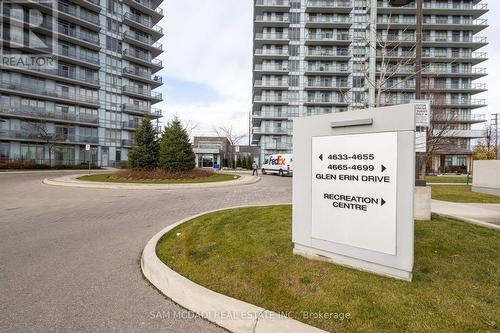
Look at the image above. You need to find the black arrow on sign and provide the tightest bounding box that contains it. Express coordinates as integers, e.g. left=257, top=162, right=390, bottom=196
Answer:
left=381, top=165, right=387, bottom=172
left=319, top=154, right=323, bottom=161
left=381, top=198, right=386, bottom=206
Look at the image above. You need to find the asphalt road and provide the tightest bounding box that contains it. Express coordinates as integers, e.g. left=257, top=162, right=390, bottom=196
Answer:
left=0, top=171, right=292, bottom=332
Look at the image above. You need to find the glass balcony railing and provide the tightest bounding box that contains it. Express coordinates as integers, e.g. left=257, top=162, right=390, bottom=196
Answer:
left=254, top=49, right=289, bottom=56
left=121, top=104, right=162, bottom=117
left=0, top=80, right=99, bottom=104
left=307, top=1, right=352, bottom=8
left=58, top=48, right=99, bottom=64
left=253, top=95, right=290, bottom=103
left=57, top=4, right=99, bottom=24
left=123, top=49, right=163, bottom=67
left=255, top=15, right=289, bottom=23
left=123, top=12, right=163, bottom=34
left=254, top=64, right=289, bottom=71
left=0, top=129, right=99, bottom=144
left=306, top=33, right=351, bottom=41
left=381, top=83, right=486, bottom=90
left=255, top=33, right=289, bottom=40
left=123, top=31, right=163, bottom=50
left=26, top=68, right=99, bottom=85
left=130, top=0, right=164, bottom=14
left=255, top=0, right=290, bottom=6
left=307, top=16, right=352, bottom=24
left=307, top=49, right=351, bottom=57
left=378, top=1, right=487, bottom=10
left=253, top=127, right=291, bottom=135
left=306, top=81, right=350, bottom=88
left=254, top=80, right=289, bottom=87
left=253, top=111, right=296, bottom=119
left=306, top=96, right=348, bottom=104
left=378, top=18, right=488, bottom=26
left=380, top=36, right=487, bottom=44
left=0, top=105, right=99, bottom=124
left=122, top=86, right=162, bottom=101
left=58, top=25, right=99, bottom=44
left=306, top=65, right=350, bottom=72
left=377, top=50, right=487, bottom=60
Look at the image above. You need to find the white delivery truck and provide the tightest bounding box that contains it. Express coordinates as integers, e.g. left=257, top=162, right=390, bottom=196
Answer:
left=262, top=154, right=293, bottom=177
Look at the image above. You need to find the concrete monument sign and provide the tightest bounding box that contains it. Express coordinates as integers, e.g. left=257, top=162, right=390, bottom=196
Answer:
left=293, top=105, right=415, bottom=281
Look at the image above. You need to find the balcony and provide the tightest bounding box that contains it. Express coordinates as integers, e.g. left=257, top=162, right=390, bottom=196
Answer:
left=57, top=25, right=100, bottom=50
left=305, top=65, right=351, bottom=75
left=376, top=2, right=488, bottom=19
left=260, top=142, right=293, bottom=150
left=254, top=49, right=289, bottom=59
left=305, top=33, right=351, bottom=45
left=379, top=35, right=487, bottom=49
left=123, top=12, right=163, bottom=39
left=122, top=120, right=141, bottom=130
left=305, top=49, right=351, bottom=60
left=254, top=33, right=290, bottom=46
left=58, top=48, right=100, bottom=68
left=0, top=105, right=99, bottom=126
left=254, top=15, right=290, bottom=28
left=254, top=0, right=290, bottom=15
left=432, top=129, right=487, bottom=139
left=0, top=80, right=99, bottom=106
left=304, top=96, right=348, bottom=105
left=122, top=49, right=163, bottom=71
left=121, top=104, right=162, bottom=118
left=122, top=86, right=163, bottom=103
left=253, top=95, right=290, bottom=104
left=306, top=15, right=352, bottom=28
left=0, top=129, right=99, bottom=144
left=254, top=80, right=289, bottom=90
left=375, top=50, right=488, bottom=64
left=121, top=139, right=134, bottom=148
left=433, top=113, right=486, bottom=124
left=377, top=17, right=488, bottom=33
left=57, top=3, right=100, bottom=30
left=381, top=82, right=486, bottom=94
left=305, top=80, right=350, bottom=90
left=254, top=64, right=289, bottom=74
left=122, top=0, right=164, bottom=23
left=306, top=1, right=353, bottom=13
left=380, top=97, right=486, bottom=109
left=252, top=127, right=292, bottom=135
left=123, top=31, right=163, bottom=57
left=122, top=67, right=163, bottom=87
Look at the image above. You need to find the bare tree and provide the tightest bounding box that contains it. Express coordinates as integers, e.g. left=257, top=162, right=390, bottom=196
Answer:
left=213, top=124, right=246, bottom=169
left=27, top=121, right=63, bottom=166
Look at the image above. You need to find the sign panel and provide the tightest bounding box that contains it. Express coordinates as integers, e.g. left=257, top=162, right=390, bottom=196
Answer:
left=415, top=131, right=427, bottom=153
left=85, top=144, right=91, bottom=151
left=311, top=132, right=398, bottom=255
left=413, top=100, right=430, bottom=128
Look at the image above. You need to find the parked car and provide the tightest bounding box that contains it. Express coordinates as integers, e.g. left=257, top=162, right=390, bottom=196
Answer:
left=262, top=154, right=293, bottom=177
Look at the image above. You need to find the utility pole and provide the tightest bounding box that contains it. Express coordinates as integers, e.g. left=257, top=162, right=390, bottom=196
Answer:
left=492, top=113, right=499, bottom=159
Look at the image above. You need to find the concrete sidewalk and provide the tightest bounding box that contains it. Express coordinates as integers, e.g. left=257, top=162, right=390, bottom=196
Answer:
left=431, top=200, right=500, bottom=230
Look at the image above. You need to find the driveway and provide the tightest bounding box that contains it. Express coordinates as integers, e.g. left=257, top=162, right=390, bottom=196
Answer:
left=0, top=171, right=292, bottom=332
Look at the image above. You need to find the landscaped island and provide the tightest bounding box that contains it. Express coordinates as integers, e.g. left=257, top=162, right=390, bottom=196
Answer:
left=79, top=169, right=239, bottom=184
left=156, top=205, right=499, bottom=332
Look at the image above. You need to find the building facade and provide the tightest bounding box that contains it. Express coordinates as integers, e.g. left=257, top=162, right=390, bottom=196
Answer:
left=193, top=136, right=231, bottom=168
left=0, top=0, right=164, bottom=167
left=252, top=0, right=488, bottom=172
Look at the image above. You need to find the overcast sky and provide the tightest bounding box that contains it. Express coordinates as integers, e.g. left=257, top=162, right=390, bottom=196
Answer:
left=154, top=1, right=498, bottom=141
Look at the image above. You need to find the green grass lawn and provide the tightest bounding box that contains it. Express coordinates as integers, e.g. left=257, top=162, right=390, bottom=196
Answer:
left=157, top=205, right=499, bottom=333
left=78, top=173, right=240, bottom=184
left=426, top=176, right=469, bottom=184
left=431, top=185, right=500, bottom=204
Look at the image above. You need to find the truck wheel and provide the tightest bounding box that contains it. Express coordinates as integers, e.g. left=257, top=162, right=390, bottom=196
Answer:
left=262, top=169, right=266, bottom=175
left=279, top=169, right=284, bottom=177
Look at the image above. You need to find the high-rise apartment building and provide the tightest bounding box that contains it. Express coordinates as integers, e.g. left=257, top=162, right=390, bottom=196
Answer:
left=252, top=0, right=488, bottom=172
left=0, top=0, right=164, bottom=167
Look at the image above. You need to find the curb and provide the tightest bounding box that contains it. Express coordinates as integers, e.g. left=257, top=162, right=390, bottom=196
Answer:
left=141, top=205, right=326, bottom=333
left=42, top=173, right=260, bottom=190
left=433, top=213, right=500, bottom=231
